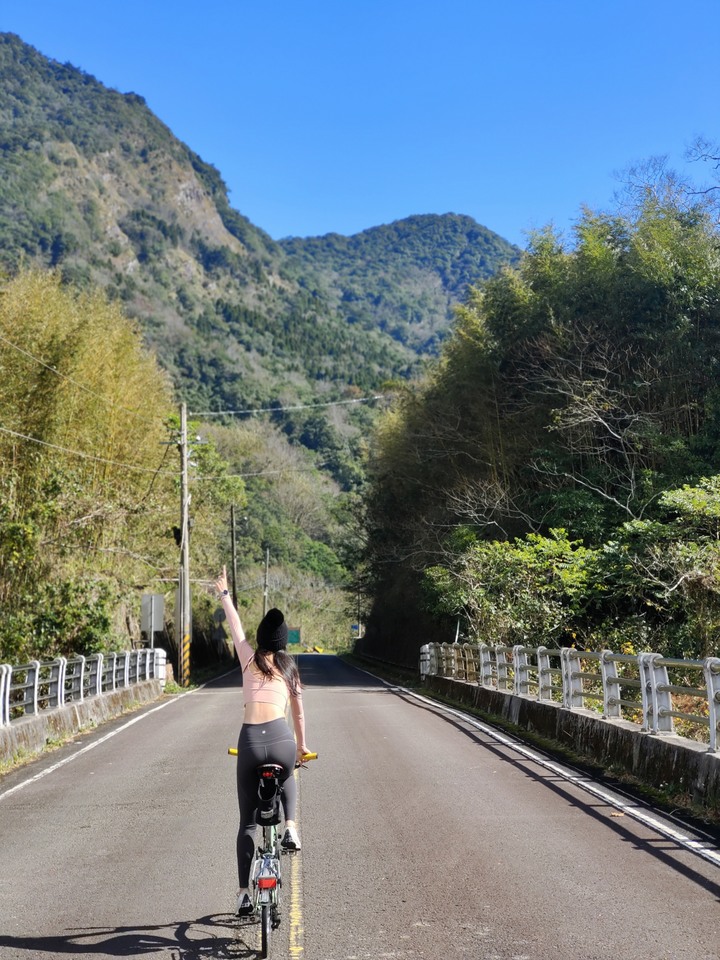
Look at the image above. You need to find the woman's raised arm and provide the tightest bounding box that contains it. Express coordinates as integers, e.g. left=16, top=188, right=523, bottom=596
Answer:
left=214, top=567, right=250, bottom=662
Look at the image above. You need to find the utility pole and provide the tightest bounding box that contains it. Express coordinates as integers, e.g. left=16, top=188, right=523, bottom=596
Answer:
left=178, top=402, right=191, bottom=687
left=263, top=546, right=270, bottom=616
left=230, top=505, right=238, bottom=608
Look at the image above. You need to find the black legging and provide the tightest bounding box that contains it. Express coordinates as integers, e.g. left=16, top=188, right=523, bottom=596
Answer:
left=235, top=717, right=297, bottom=887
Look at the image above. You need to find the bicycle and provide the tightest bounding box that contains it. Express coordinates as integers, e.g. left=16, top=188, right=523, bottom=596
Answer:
left=228, top=747, right=317, bottom=958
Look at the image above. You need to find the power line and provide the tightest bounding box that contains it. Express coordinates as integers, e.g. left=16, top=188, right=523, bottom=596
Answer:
left=191, top=463, right=331, bottom=482
left=0, top=424, right=177, bottom=476
left=0, top=331, right=162, bottom=425
left=189, top=394, right=386, bottom=418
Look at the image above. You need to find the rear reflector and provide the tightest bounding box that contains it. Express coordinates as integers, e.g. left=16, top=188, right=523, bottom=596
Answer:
left=258, top=877, right=277, bottom=889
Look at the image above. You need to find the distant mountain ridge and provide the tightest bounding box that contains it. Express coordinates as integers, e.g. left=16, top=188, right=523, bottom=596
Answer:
left=0, top=32, right=521, bottom=416
left=281, top=214, right=519, bottom=353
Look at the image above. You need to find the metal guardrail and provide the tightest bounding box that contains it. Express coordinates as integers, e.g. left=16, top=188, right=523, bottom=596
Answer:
left=419, top=641, right=720, bottom=752
left=0, top=649, right=167, bottom=726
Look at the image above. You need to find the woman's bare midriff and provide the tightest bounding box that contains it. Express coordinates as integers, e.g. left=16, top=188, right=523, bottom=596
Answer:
left=243, top=701, right=287, bottom=724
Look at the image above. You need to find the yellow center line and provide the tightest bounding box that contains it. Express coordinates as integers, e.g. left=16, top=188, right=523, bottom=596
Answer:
left=288, top=767, right=304, bottom=956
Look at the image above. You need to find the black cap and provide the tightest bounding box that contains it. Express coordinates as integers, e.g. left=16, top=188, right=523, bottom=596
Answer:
left=256, top=608, right=288, bottom=652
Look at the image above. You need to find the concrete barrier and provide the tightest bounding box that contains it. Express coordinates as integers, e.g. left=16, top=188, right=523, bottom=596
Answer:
left=424, top=674, right=720, bottom=808
left=0, top=679, right=164, bottom=766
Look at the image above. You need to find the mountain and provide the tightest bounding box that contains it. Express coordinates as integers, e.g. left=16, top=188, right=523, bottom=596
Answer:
left=281, top=214, right=520, bottom=353
left=0, top=32, right=520, bottom=423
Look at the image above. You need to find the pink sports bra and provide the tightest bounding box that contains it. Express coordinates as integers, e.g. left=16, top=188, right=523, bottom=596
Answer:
left=242, top=656, right=290, bottom=708
left=220, top=593, right=307, bottom=748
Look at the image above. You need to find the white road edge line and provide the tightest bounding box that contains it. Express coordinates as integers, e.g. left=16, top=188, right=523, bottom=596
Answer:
left=351, top=662, right=720, bottom=872
left=0, top=671, right=233, bottom=803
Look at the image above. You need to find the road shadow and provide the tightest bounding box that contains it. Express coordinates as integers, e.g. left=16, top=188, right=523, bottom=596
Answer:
left=201, top=654, right=382, bottom=691
left=296, top=653, right=386, bottom=688
left=202, top=669, right=242, bottom=690
left=402, top=692, right=720, bottom=904
left=0, top=914, right=260, bottom=959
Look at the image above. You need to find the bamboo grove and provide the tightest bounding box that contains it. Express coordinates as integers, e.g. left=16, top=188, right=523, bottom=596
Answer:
left=0, top=270, right=245, bottom=664
left=361, top=194, right=720, bottom=666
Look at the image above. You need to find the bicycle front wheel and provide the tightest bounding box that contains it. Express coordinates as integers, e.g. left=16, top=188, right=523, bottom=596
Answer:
left=261, top=903, right=271, bottom=958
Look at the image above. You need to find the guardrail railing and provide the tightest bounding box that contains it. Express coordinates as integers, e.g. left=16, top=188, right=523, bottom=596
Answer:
left=420, top=641, right=720, bottom=752
left=0, top=649, right=167, bottom=727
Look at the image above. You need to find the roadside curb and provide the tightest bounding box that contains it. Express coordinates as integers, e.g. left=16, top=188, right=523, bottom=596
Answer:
left=0, top=679, right=163, bottom=765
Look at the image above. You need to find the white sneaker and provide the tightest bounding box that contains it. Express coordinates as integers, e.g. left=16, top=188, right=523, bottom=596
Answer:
left=281, top=825, right=301, bottom=850
left=237, top=892, right=253, bottom=915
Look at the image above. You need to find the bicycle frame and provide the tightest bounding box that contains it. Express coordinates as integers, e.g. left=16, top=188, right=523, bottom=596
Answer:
left=227, top=748, right=316, bottom=958
left=252, top=763, right=285, bottom=958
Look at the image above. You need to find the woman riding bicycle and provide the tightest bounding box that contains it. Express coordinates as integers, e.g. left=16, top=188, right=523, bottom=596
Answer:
left=214, top=567, right=311, bottom=916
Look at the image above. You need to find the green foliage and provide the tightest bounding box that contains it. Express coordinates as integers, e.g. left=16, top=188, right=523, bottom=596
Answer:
left=363, top=195, right=720, bottom=662
left=0, top=270, right=248, bottom=665
left=0, top=33, right=518, bottom=450
left=281, top=214, right=520, bottom=354
left=424, top=530, right=590, bottom=647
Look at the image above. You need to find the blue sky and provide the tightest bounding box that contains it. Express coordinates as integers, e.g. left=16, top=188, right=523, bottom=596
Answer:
left=2, top=1, right=719, bottom=248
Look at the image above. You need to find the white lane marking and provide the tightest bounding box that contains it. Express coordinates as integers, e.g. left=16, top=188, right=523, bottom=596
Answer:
left=351, top=663, right=720, bottom=871
left=0, top=691, right=192, bottom=803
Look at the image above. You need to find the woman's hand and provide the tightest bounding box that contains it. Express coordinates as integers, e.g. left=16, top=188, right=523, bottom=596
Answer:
left=296, top=745, right=312, bottom=766
left=214, top=566, right=229, bottom=597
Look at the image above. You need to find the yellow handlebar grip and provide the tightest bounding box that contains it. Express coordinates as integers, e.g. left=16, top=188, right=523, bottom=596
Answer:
left=228, top=746, right=316, bottom=761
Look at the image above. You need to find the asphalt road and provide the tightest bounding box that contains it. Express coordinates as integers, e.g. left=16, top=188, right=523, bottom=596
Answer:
left=0, top=654, right=718, bottom=960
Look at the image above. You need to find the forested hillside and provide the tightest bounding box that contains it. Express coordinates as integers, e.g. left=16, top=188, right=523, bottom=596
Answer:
left=358, top=192, right=720, bottom=668
left=0, top=270, right=364, bottom=664
left=0, top=32, right=518, bottom=430
left=0, top=32, right=524, bottom=665
left=281, top=214, right=519, bottom=353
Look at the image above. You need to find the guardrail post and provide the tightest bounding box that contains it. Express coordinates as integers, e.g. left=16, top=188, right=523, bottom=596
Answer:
left=0, top=664, right=9, bottom=725
left=455, top=643, right=465, bottom=681
left=460, top=643, right=474, bottom=682
left=26, top=660, right=41, bottom=715
left=154, top=647, right=167, bottom=689
left=94, top=654, right=104, bottom=696
left=419, top=644, right=430, bottom=679
left=513, top=645, right=529, bottom=696
left=496, top=647, right=509, bottom=691
left=478, top=644, right=492, bottom=687
left=49, top=657, right=66, bottom=709
left=561, top=648, right=583, bottom=709
left=428, top=643, right=439, bottom=676
left=639, top=652, right=673, bottom=735
left=703, top=657, right=720, bottom=752
left=601, top=650, right=621, bottom=718
left=437, top=644, right=445, bottom=677
left=84, top=655, right=102, bottom=698
left=537, top=646, right=551, bottom=701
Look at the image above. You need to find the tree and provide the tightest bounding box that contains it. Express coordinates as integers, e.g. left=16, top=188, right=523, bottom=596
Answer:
left=361, top=193, right=720, bottom=664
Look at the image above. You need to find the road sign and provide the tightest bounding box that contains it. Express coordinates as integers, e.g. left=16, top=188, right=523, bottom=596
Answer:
left=288, top=627, right=301, bottom=645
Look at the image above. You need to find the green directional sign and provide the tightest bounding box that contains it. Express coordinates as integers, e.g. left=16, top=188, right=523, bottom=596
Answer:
left=288, top=627, right=301, bottom=645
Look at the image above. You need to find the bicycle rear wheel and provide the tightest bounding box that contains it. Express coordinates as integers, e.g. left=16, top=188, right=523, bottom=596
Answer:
left=261, top=903, right=271, bottom=957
